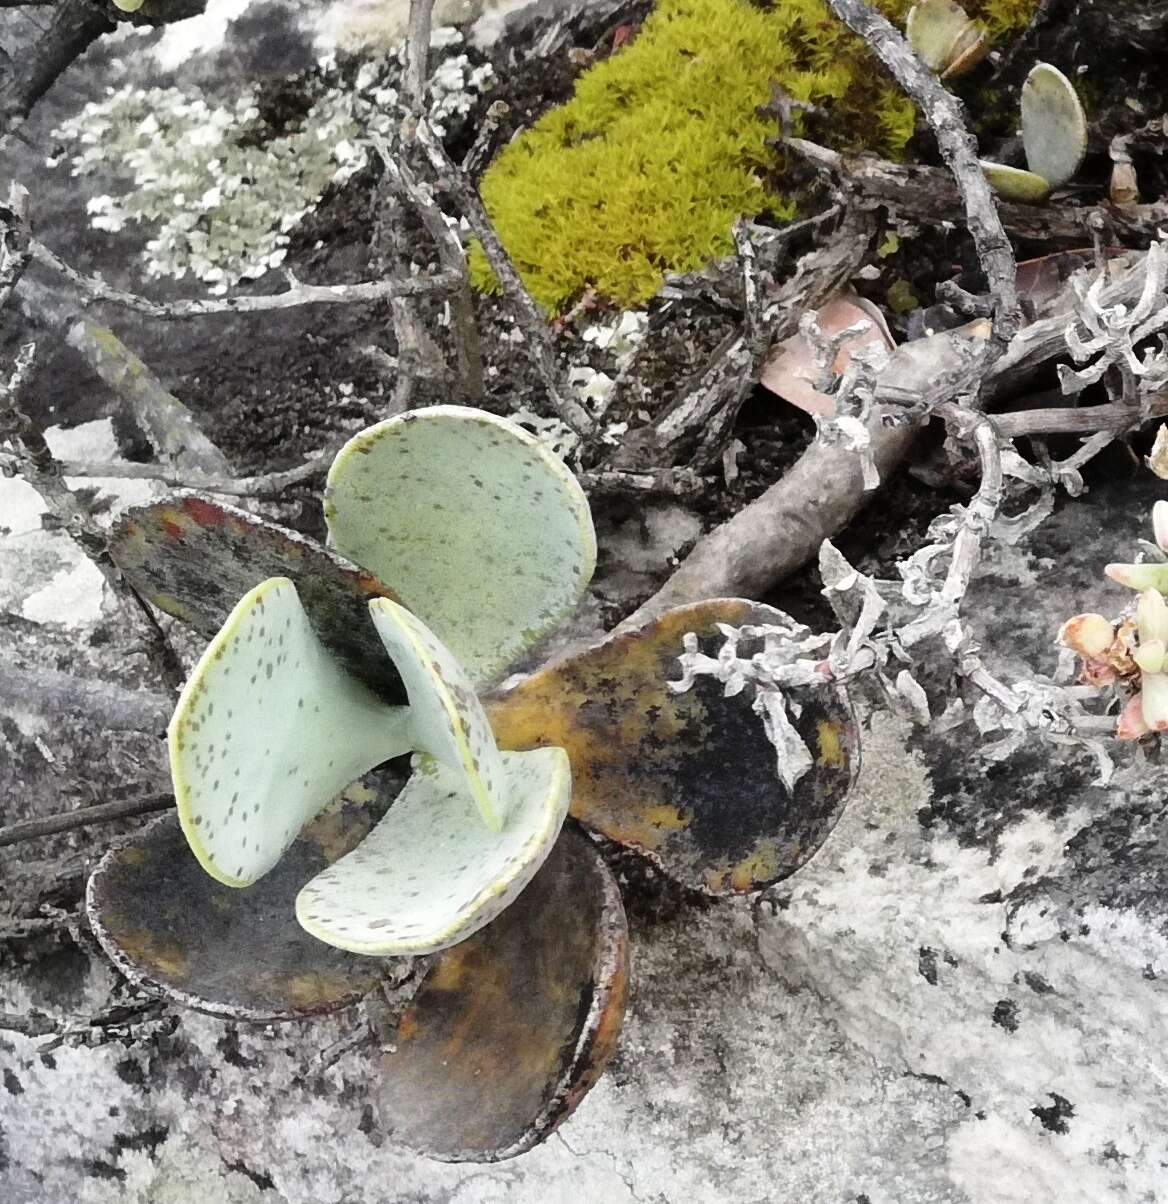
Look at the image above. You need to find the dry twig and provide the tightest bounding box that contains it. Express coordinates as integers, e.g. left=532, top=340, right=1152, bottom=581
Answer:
left=410, top=121, right=597, bottom=437
left=0, top=792, right=173, bottom=848
left=30, top=238, right=460, bottom=319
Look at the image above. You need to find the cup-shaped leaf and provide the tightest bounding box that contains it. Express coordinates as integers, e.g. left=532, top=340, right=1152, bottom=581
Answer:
left=325, top=406, right=596, bottom=687
left=374, top=826, right=628, bottom=1160
left=111, top=495, right=406, bottom=703
left=370, top=598, right=506, bottom=830
left=487, top=599, right=858, bottom=894
left=980, top=161, right=1052, bottom=203
left=86, top=800, right=398, bottom=1021
left=296, top=748, right=571, bottom=955
left=170, top=578, right=412, bottom=887
left=1021, top=63, right=1087, bottom=190
left=905, top=0, right=987, bottom=77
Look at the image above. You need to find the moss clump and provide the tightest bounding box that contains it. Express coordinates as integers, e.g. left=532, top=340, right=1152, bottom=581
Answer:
left=470, top=0, right=1036, bottom=313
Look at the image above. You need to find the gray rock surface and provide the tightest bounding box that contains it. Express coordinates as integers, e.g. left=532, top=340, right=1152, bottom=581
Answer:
left=5, top=468, right=1168, bottom=1202
left=3, top=1, right=1168, bottom=1200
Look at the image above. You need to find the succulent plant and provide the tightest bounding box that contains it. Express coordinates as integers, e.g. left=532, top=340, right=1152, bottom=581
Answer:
left=979, top=63, right=1088, bottom=203
left=89, top=404, right=858, bottom=1160
left=905, top=0, right=989, bottom=79
left=1059, top=502, right=1168, bottom=739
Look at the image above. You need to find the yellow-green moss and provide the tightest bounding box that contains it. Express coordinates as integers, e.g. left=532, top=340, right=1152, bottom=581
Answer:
left=470, top=0, right=1037, bottom=313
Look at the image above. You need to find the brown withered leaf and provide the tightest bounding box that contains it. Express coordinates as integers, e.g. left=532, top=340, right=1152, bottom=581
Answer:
left=759, top=291, right=895, bottom=417
left=86, top=796, right=402, bottom=1021
left=109, top=495, right=405, bottom=703
left=487, top=599, right=858, bottom=894
left=375, top=826, right=628, bottom=1161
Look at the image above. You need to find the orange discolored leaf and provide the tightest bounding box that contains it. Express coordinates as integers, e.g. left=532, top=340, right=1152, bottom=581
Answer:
left=86, top=798, right=400, bottom=1021
left=487, top=600, right=858, bottom=894
left=110, top=495, right=406, bottom=703
left=375, top=826, right=628, bottom=1160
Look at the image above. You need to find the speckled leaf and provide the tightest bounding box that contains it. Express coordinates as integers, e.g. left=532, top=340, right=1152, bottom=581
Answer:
left=297, top=748, right=570, bottom=956
left=170, top=578, right=412, bottom=887
left=86, top=799, right=401, bottom=1021
left=1021, top=63, right=1087, bottom=190
left=324, top=406, right=596, bottom=687
left=369, top=598, right=506, bottom=830
left=110, top=494, right=406, bottom=703
left=905, top=0, right=985, bottom=76
left=487, top=599, right=858, bottom=895
left=980, top=161, right=1051, bottom=203
left=374, top=826, right=627, bottom=1160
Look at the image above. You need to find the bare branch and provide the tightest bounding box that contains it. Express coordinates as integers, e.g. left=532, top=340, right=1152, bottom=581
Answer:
left=0, top=0, right=113, bottom=130
left=785, top=138, right=1168, bottom=246
left=30, top=239, right=460, bottom=319
left=823, top=0, right=1020, bottom=346
left=0, top=183, right=31, bottom=312
left=410, top=121, right=598, bottom=437
left=0, top=444, right=342, bottom=498
left=994, top=394, right=1168, bottom=439
left=373, top=138, right=484, bottom=401
left=0, top=792, right=173, bottom=848
left=403, top=0, right=436, bottom=113
left=0, top=347, right=187, bottom=695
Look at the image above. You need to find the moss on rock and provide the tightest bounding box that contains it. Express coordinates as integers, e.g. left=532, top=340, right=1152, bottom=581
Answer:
left=470, top=0, right=1037, bottom=312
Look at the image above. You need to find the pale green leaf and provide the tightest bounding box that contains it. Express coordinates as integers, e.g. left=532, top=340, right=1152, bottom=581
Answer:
left=325, top=406, right=596, bottom=687
left=296, top=748, right=571, bottom=955
left=1021, top=63, right=1087, bottom=189
left=169, top=577, right=411, bottom=888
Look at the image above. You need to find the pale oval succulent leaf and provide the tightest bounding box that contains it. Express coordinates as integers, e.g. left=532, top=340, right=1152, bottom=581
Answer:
left=296, top=748, right=571, bottom=956
left=325, top=406, right=596, bottom=687
left=1021, top=63, right=1087, bottom=189
left=170, top=577, right=412, bottom=888
left=941, top=23, right=989, bottom=79
left=369, top=597, right=507, bottom=830
left=980, top=161, right=1051, bottom=203
left=906, top=0, right=983, bottom=74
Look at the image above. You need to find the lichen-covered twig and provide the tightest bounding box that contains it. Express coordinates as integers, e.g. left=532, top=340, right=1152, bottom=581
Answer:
left=63, top=318, right=232, bottom=475
left=30, top=238, right=460, bottom=318
left=0, top=999, right=170, bottom=1051
left=824, top=0, right=1021, bottom=346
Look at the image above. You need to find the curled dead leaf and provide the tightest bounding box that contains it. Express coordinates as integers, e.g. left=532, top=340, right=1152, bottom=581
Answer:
left=760, top=291, right=895, bottom=417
